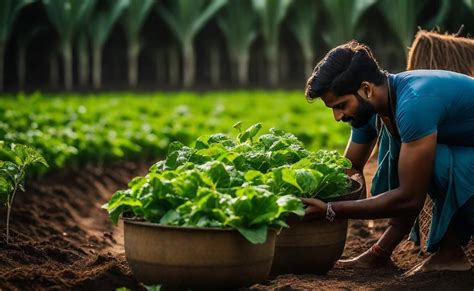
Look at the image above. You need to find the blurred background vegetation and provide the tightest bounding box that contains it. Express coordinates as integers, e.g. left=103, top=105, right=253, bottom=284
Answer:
left=1, top=0, right=473, bottom=92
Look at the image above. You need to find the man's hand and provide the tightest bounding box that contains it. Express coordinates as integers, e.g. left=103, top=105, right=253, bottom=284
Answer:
left=300, top=197, right=327, bottom=218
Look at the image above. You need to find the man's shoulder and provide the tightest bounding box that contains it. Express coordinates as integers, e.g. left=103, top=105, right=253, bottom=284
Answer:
left=394, top=70, right=472, bottom=86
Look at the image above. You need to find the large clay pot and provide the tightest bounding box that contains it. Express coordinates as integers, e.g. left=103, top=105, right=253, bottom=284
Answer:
left=123, top=220, right=276, bottom=289
left=271, top=179, right=363, bottom=275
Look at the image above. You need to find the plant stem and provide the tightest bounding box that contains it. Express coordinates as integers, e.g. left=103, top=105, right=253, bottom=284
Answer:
left=6, top=202, right=11, bottom=244
left=6, top=166, right=24, bottom=244
left=6, top=185, right=17, bottom=244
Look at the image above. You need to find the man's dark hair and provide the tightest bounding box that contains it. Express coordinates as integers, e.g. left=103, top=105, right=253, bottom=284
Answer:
left=305, top=40, right=386, bottom=101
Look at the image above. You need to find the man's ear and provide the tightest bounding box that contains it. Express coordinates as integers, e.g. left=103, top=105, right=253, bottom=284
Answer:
left=360, top=81, right=373, bottom=99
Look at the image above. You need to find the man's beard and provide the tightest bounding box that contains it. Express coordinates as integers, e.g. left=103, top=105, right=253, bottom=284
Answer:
left=345, top=92, right=376, bottom=128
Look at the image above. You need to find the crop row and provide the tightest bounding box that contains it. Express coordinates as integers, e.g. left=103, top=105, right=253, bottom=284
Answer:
left=0, top=91, right=350, bottom=172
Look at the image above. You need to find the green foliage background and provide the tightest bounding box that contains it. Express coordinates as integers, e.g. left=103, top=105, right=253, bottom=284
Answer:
left=0, top=91, right=350, bottom=172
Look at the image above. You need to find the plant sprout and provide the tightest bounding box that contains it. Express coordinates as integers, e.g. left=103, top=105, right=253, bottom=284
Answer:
left=0, top=142, right=48, bottom=243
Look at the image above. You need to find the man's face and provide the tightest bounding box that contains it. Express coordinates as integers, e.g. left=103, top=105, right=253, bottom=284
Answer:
left=320, top=89, right=376, bottom=128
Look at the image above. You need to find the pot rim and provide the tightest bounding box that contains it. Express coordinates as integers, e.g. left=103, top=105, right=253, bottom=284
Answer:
left=323, top=177, right=363, bottom=201
left=122, top=218, right=278, bottom=234
left=346, top=177, right=363, bottom=195
left=122, top=218, right=237, bottom=232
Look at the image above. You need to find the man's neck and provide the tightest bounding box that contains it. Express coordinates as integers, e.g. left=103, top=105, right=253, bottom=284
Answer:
left=374, top=81, right=391, bottom=117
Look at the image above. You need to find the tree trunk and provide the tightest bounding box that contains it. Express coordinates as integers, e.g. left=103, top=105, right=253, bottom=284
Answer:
left=78, top=40, right=90, bottom=87
left=168, top=45, right=179, bottom=86
left=18, top=47, right=26, bottom=90
left=209, top=44, right=220, bottom=86
left=62, top=42, right=73, bottom=90
left=0, top=44, right=4, bottom=91
left=266, top=45, right=278, bottom=86
left=155, top=48, right=166, bottom=84
left=303, top=50, right=314, bottom=78
left=279, top=47, right=288, bottom=83
left=127, top=41, right=140, bottom=87
left=92, top=47, right=102, bottom=89
left=49, top=51, right=59, bottom=89
left=236, top=53, right=249, bottom=86
left=182, top=40, right=195, bottom=88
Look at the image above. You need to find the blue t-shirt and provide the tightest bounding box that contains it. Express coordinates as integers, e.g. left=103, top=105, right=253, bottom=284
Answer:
left=351, top=70, right=474, bottom=145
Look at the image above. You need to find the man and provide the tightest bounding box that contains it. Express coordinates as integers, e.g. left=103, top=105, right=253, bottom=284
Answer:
left=302, top=40, right=473, bottom=274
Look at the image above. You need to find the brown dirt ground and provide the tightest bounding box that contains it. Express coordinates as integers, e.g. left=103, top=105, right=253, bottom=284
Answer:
left=0, top=158, right=472, bottom=290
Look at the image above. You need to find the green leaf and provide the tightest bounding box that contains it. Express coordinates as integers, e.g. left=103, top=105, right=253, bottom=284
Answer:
left=194, top=135, right=210, bottom=149
left=11, top=144, right=48, bottom=168
left=0, top=175, right=13, bottom=203
left=243, top=151, right=269, bottom=172
left=258, top=133, right=279, bottom=149
left=244, top=170, right=264, bottom=184
left=167, top=141, right=185, bottom=155
left=236, top=225, right=268, bottom=244
left=281, top=168, right=303, bottom=192
left=232, top=121, right=243, bottom=132
left=206, top=162, right=231, bottom=189
left=102, top=190, right=142, bottom=224
left=238, top=123, right=262, bottom=143
left=144, top=284, right=162, bottom=291
left=159, top=209, right=180, bottom=225
left=276, top=194, right=304, bottom=216
left=295, top=168, right=323, bottom=194
left=0, top=160, right=20, bottom=181
left=231, top=187, right=279, bottom=226
left=208, top=133, right=235, bottom=148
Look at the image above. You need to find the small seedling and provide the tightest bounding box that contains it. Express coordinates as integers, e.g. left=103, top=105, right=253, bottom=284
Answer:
left=0, top=142, right=48, bottom=243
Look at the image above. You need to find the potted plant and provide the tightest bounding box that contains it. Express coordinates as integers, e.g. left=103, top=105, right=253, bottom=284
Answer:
left=103, top=123, right=358, bottom=287
left=102, top=124, right=305, bottom=288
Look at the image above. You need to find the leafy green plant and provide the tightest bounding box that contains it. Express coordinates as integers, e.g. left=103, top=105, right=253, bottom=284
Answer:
left=121, top=0, right=155, bottom=87
left=158, top=0, right=227, bottom=88
left=0, top=0, right=34, bottom=90
left=217, top=0, right=257, bottom=85
left=16, top=25, right=46, bottom=90
left=465, top=0, right=474, bottom=9
left=42, top=0, right=97, bottom=90
left=0, top=142, right=48, bottom=243
left=89, top=0, right=129, bottom=89
left=252, top=0, right=292, bottom=86
left=287, top=0, right=318, bottom=77
left=0, top=91, right=350, bottom=172
left=321, top=0, right=376, bottom=47
left=103, top=124, right=351, bottom=244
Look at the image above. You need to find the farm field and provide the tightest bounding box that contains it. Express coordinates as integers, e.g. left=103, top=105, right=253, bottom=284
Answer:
left=0, top=91, right=472, bottom=290
left=0, top=91, right=349, bottom=170
left=1, top=0, right=473, bottom=289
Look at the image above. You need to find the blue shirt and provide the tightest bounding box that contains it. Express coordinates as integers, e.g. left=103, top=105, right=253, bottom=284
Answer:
left=352, top=70, right=474, bottom=145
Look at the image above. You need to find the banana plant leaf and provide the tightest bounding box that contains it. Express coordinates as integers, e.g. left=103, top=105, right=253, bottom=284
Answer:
left=321, top=0, right=376, bottom=47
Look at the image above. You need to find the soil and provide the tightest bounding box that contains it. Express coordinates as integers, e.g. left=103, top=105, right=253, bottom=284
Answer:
left=0, top=162, right=149, bottom=291
left=0, top=158, right=472, bottom=290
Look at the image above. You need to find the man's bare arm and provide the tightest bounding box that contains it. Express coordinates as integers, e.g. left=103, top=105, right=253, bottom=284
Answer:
left=331, top=132, right=437, bottom=218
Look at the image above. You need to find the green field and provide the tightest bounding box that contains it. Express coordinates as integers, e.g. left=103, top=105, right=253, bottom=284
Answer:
left=0, top=91, right=350, bottom=171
